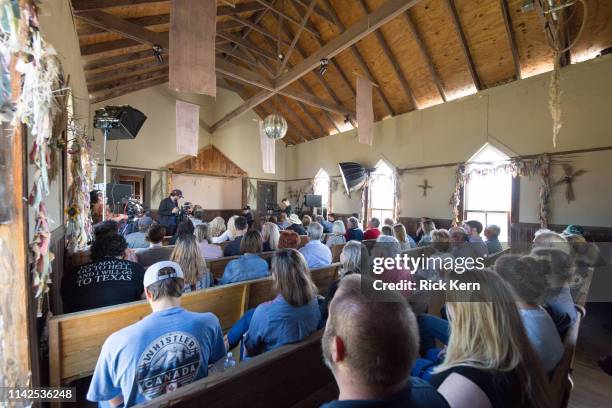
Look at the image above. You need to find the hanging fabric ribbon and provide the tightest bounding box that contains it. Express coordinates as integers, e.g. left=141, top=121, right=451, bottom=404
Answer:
left=259, top=120, right=275, bottom=174
left=356, top=76, right=374, bottom=146
left=176, top=100, right=199, bottom=156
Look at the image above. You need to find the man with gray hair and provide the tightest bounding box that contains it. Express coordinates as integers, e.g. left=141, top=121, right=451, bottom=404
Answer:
left=125, top=216, right=153, bottom=249
left=298, top=222, right=332, bottom=269
left=321, top=274, right=449, bottom=407
left=316, top=214, right=333, bottom=234
left=484, top=224, right=503, bottom=254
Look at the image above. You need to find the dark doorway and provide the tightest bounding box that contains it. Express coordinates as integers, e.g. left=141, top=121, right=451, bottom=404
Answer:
left=257, top=181, right=277, bottom=214
left=110, top=168, right=151, bottom=209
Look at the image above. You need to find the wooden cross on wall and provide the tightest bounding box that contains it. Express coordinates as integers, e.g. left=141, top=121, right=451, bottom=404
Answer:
left=418, top=179, right=433, bottom=196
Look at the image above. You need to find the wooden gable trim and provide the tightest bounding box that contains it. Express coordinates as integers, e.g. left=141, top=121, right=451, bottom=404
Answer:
left=166, top=144, right=248, bottom=178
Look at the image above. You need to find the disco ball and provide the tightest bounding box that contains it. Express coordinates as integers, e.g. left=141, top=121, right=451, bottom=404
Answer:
left=263, top=113, right=288, bottom=140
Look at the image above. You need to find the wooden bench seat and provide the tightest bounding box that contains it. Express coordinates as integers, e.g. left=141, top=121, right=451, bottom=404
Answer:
left=206, top=252, right=276, bottom=280
left=48, top=263, right=341, bottom=388
left=134, top=330, right=337, bottom=408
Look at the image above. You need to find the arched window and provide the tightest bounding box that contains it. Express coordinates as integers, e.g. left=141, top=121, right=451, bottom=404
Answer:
left=369, top=160, right=395, bottom=223
left=313, top=168, right=330, bottom=209
left=465, top=144, right=512, bottom=242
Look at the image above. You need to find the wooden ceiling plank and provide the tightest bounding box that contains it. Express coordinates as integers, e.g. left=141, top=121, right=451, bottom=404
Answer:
left=319, top=0, right=395, bottom=116
left=403, top=11, right=446, bottom=102
left=293, top=0, right=334, bottom=25
left=217, top=2, right=267, bottom=16
left=279, top=87, right=354, bottom=116
left=88, top=66, right=169, bottom=93
left=253, top=0, right=321, bottom=38
left=499, top=0, right=522, bottom=79
left=444, top=0, right=482, bottom=90
left=217, top=31, right=279, bottom=61
left=278, top=0, right=317, bottom=74
left=72, top=0, right=167, bottom=11
left=216, top=58, right=275, bottom=90
left=216, top=45, right=260, bottom=67
left=228, top=15, right=290, bottom=46
left=87, top=60, right=168, bottom=84
left=77, top=13, right=170, bottom=37
left=75, top=10, right=170, bottom=48
left=355, top=0, right=418, bottom=110
left=90, top=74, right=168, bottom=104
left=211, top=0, right=422, bottom=133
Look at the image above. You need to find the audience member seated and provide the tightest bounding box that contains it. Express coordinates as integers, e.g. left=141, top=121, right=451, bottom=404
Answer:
left=321, top=274, right=448, bottom=408
left=208, top=216, right=227, bottom=240
left=351, top=213, right=363, bottom=229
left=194, top=223, right=223, bottom=260
left=417, top=219, right=436, bottom=247
left=220, top=230, right=269, bottom=284
left=243, top=249, right=320, bottom=356
left=532, top=228, right=568, bottom=250
left=243, top=205, right=254, bottom=228
left=302, top=214, right=312, bottom=229
left=415, top=217, right=433, bottom=243
left=462, top=220, right=488, bottom=257
left=135, top=224, right=173, bottom=268
left=363, top=217, right=382, bottom=240
left=169, top=219, right=195, bottom=245
left=322, top=241, right=364, bottom=320
left=68, top=220, right=120, bottom=268
left=213, top=215, right=237, bottom=244
left=316, top=215, right=334, bottom=233
left=565, top=233, right=601, bottom=268
left=261, top=221, right=280, bottom=252
left=384, top=217, right=395, bottom=227
left=416, top=229, right=453, bottom=282
left=327, top=213, right=337, bottom=223
left=171, top=234, right=213, bottom=292
left=419, top=269, right=552, bottom=408
left=125, top=216, right=153, bottom=249
left=299, top=222, right=332, bottom=269
left=561, top=224, right=585, bottom=238
left=496, top=255, right=564, bottom=373
left=482, top=224, right=503, bottom=254
left=345, top=217, right=364, bottom=241
left=189, top=207, right=205, bottom=227
left=286, top=214, right=306, bottom=236
left=393, top=223, right=416, bottom=251
left=278, top=212, right=290, bottom=229
left=381, top=225, right=394, bottom=237
left=278, top=230, right=300, bottom=249
left=87, top=261, right=225, bottom=407
left=371, top=236, right=412, bottom=297
left=532, top=247, right=578, bottom=336
left=61, top=233, right=145, bottom=313
left=449, top=226, right=480, bottom=259
left=326, top=220, right=347, bottom=248
left=223, top=216, right=248, bottom=257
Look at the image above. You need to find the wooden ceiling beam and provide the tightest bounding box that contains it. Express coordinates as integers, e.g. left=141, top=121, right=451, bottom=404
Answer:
left=402, top=11, right=446, bottom=102
left=293, top=0, right=334, bottom=25
left=253, top=0, right=321, bottom=39
left=216, top=31, right=279, bottom=61
left=278, top=0, right=317, bottom=74
left=278, top=88, right=354, bottom=117
left=227, top=15, right=291, bottom=46
left=217, top=2, right=268, bottom=17
left=86, top=60, right=168, bottom=84
left=499, top=0, right=522, bottom=80
left=90, top=74, right=169, bottom=104
left=216, top=45, right=259, bottom=68
left=211, top=0, right=422, bottom=132
left=77, top=14, right=170, bottom=37
left=319, top=0, right=395, bottom=116
left=73, top=0, right=266, bottom=15
left=88, top=66, right=169, bottom=93
left=84, top=49, right=165, bottom=73
left=444, top=0, right=482, bottom=90
left=355, top=0, right=418, bottom=110
left=75, top=10, right=170, bottom=48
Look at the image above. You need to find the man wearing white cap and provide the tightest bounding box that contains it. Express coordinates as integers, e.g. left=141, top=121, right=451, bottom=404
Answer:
left=286, top=213, right=306, bottom=236
left=87, top=261, right=226, bottom=407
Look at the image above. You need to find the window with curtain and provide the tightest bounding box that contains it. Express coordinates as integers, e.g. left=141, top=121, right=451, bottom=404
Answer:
left=313, top=168, right=330, bottom=209
left=464, top=144, right=512, bottom=242
left=369, top=160, right=395, bottom=223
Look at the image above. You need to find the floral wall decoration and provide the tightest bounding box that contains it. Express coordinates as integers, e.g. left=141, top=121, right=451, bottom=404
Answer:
left=2, top=0, right=68, bottom=315
left=286, top=180, right=314, bottom=209
left=449, top=154, right=556, bottom=228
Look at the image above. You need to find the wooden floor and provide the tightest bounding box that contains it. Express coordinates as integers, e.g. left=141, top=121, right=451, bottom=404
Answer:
left=568, top=303, right=612, bottom=407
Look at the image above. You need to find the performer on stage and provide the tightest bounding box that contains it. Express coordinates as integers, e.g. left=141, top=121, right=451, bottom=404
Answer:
left=157, top=189, right=183, bottom=236
left=90, top=190, right=127, bottom=225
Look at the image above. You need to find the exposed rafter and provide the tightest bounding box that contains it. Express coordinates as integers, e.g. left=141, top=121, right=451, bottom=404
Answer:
left=253, top=0, right=321, bottom=39
left=444, top=0, right=482, bottom=91
left=278, top=0, right=317, bottom=74
left=499, top=0, right=522, bottom=79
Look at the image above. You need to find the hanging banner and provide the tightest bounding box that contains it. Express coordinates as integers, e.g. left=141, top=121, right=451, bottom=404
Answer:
left=176, top=100, right=199, bottom=156
left=356, top=76, right=374, bottom=146
left=260, top=120, right=275, bottom=174
left=170, top=0, right=216, bottom=96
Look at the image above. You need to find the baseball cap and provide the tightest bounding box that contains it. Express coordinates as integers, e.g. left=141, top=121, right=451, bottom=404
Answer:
left=143, top=261, right=184, bottom=288
left=171, top=189, right=183, bottom=198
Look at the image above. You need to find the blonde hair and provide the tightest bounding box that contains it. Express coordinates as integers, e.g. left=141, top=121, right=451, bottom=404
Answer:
left=170, top=234, right=210, bottom=288
left=302, top=214, right=312, bottom=228
left=226, top=215, right=239, bottom=239
left=393, top=223, right=408, bottom=243
left=431, top=229, right=450, bottom=252
left=208, top=216, right=226, bottom=238
left=272, top=249, right=317, bottom=307
left=262, top=222, right=280, bottom=251
left=194, top=223, right=211, bottom=243
left=436, top=269, right=551, bottom=408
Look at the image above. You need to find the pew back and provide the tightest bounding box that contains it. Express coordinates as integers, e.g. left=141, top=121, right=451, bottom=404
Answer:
left=206, top=252, right=275, bottom=280
left=331, top=243, right=345, bottom=262
left=298, top=235, right=309, bottom=248
left=48, top=264, right=341, bottom=387
left=134, top=331, right=336, bottom=408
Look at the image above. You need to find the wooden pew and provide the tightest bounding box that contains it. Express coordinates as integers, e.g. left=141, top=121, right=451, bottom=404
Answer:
left=162, top=235, right=173, bottom=246
left=48, top=263, right=341, bottom=389
left=135, top=330, right=337, bottom=408
left=484, top=247, right=511, bottom=267
left=362, top=239, right=376, bottom=253
left=207, top=252, right=276, bottom=280
left=549, top=305, right=585, bottom=408
left=331, top=243, right=345, bottom=262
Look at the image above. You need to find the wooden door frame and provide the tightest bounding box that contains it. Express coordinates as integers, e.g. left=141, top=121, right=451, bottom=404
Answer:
left=110, top=168, right=151, bottom=209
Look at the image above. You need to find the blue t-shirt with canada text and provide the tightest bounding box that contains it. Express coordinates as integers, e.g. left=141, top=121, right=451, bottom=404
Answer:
left=87, top=306, right=225, bottom=407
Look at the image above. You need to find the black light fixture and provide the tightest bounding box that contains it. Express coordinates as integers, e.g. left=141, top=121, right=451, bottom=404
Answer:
left=153, top=44, right=164, bottom=64
left=319, top=58, right=329, bottom=76
left=338, top=162, right=370, bottom=197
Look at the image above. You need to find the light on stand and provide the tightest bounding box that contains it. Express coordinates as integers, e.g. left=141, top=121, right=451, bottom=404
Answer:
left=93, top=108, right=121, bottom=221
